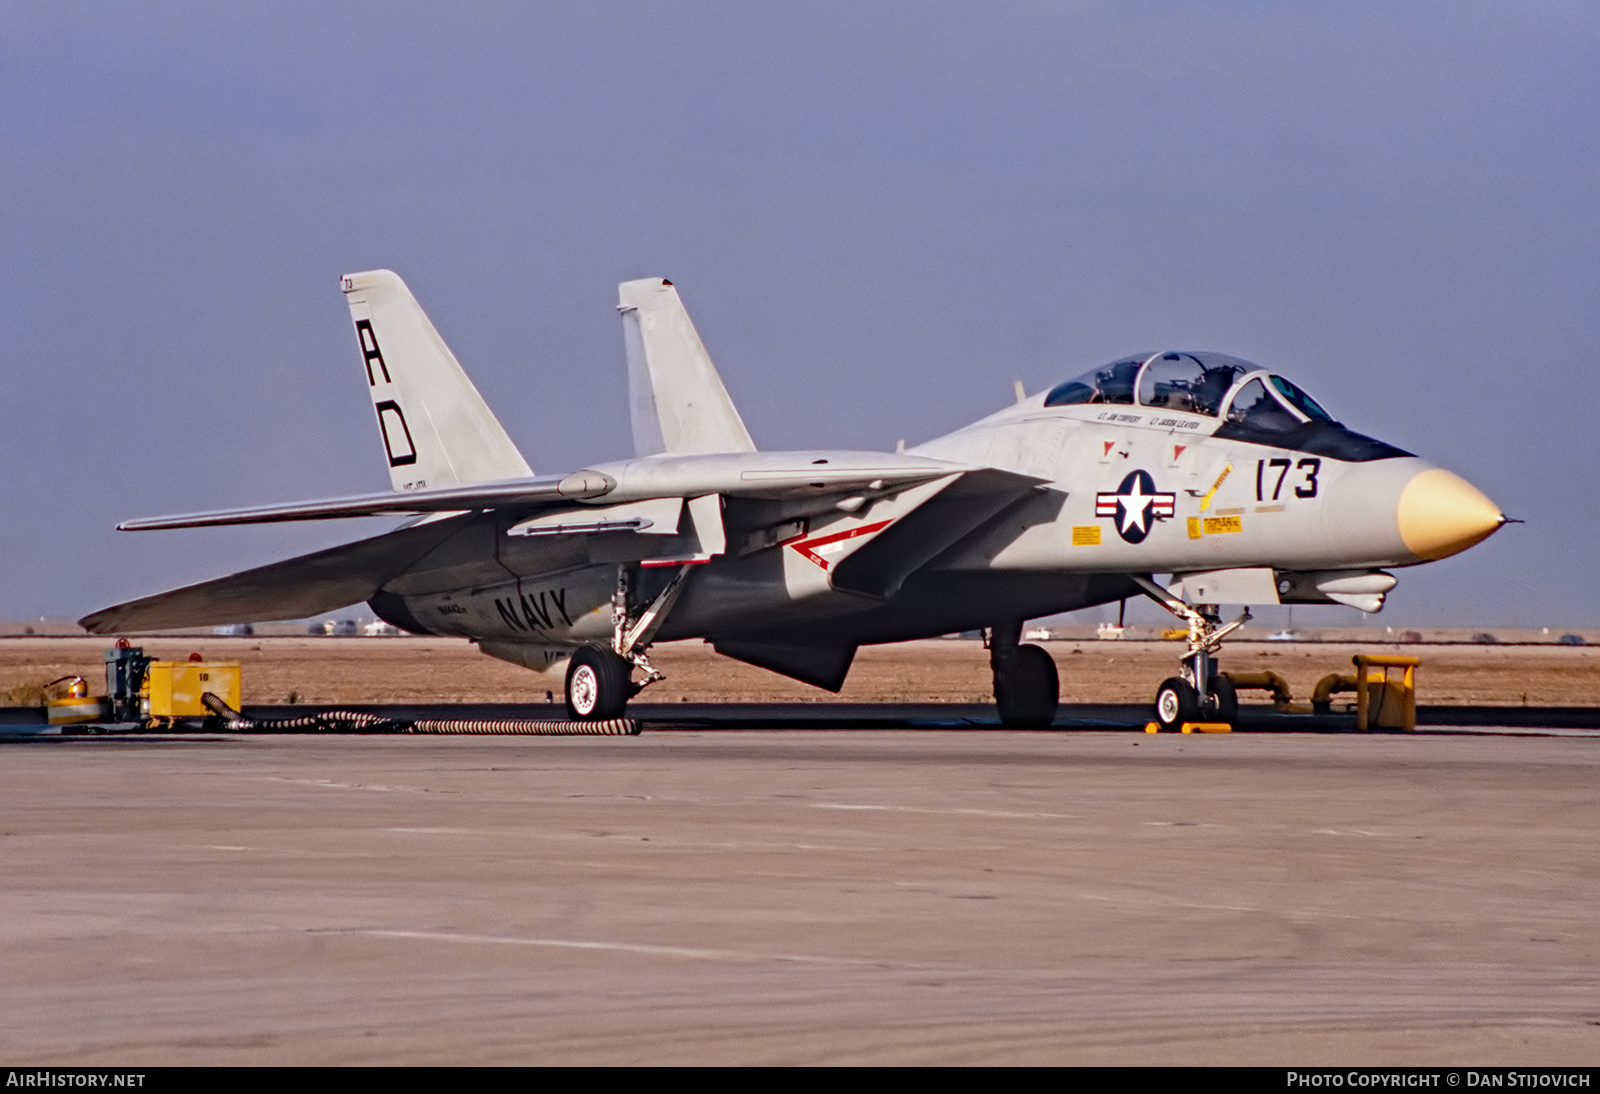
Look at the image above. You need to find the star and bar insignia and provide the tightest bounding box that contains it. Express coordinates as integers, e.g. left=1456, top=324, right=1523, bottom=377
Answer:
left=1095, top=469, right=1176, bottom=544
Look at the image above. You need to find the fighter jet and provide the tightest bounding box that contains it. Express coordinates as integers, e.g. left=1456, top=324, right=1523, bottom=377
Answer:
left=82, top=271, right=1507, bottom=728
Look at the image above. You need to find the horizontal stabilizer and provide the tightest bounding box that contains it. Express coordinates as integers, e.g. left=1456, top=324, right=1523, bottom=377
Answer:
left=80, top=519, right=467, bottom=633
left=618, top=278, right=756, bottom=456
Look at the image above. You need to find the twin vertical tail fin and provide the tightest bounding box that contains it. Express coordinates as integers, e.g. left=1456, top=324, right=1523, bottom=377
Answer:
left=618, top=278, right=757, bottom=457
left=340, top=271, right=749, bottom=485
left=341, top=270, right=534, bottom=491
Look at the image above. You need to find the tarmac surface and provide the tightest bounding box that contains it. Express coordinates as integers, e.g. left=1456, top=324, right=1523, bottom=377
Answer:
left=5, top=724, right=1599, bottom=1065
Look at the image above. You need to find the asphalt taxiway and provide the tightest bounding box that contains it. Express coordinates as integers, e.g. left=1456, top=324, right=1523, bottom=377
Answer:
left=3, top=726, right=1598, bottom=1064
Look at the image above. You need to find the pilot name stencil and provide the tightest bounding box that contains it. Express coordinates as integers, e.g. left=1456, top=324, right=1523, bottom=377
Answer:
left=1096, top=469, right=1176, bottom=544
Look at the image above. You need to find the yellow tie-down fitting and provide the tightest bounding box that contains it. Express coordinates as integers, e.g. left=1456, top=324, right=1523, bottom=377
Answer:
left=1312, top=654, right=1420, bottom=731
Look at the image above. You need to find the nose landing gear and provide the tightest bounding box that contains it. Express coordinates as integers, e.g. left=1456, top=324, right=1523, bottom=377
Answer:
left=1134, top=576, right=1247, bottom=731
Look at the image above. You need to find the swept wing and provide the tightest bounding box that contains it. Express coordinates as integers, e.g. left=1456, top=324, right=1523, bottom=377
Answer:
left=80, top=517, right=470, bottom=634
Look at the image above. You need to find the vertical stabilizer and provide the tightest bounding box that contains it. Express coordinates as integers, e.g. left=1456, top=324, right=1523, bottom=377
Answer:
left=618, top=278, right=757, bottom=456
left=341, top=269, right=534, bottom=491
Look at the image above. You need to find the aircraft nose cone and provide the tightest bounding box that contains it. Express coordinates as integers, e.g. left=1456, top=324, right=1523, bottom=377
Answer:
left=1397, top=468, right=1504, bottom=561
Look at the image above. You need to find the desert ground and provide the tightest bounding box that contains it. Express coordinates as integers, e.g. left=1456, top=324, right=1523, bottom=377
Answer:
left=2, top=635, right=1597, bottom=709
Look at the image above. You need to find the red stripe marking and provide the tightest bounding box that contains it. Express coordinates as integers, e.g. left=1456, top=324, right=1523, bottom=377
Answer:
left=788, top=519, right=895, bottom=571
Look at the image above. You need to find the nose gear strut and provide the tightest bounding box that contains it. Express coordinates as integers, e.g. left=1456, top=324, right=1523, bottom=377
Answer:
left=1132, top=575, right=1249, bottom=728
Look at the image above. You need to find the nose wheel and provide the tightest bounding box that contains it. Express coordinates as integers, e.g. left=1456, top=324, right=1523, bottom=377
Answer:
left=1154, top=677, right=1197, bottom=730
left=1153, top=673, right=1238, bottom=731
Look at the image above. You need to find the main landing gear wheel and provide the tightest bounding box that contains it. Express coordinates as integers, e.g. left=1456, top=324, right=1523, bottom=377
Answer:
left=995, top=644, right=1060, bottom=728
left=565, top=647, right=634, bottom=721
left=1154, top=677, right=1199, bottom=732
left=1208, top=674, right=1238, bottom=725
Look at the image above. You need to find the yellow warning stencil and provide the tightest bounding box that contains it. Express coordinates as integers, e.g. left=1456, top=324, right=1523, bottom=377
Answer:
left=1199, top=464, right=1232, bottom=511
left=1072, top=525, right=1102, bottom=546
left=1187, top=517, right=1203, bottom=539
left=1203, top=515, right=1243, bottom=535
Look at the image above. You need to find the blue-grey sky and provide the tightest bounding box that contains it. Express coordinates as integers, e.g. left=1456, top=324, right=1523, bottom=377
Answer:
left=2, top=2, right=1596, bottom=626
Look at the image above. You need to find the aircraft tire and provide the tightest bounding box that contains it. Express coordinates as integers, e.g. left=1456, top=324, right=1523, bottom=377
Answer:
left=995, top=643, right=1059, bottom=727
left=1154, top=677, right=1199, bottom=731
left=565, top=647, right=631, bottom=721
left=1208, top=675, right=1238, bottom=725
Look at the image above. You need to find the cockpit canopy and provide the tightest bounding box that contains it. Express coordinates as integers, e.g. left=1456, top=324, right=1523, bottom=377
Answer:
left=1043, top=351, right=1408, bottom=461
left=1045, top=351, right=1332, bottom=421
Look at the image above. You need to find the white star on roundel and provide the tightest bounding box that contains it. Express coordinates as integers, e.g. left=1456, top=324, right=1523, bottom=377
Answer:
left=1118, top=478, right=1156, bottom=535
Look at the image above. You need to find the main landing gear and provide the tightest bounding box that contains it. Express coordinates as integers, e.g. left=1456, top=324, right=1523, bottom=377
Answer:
left=1134, top=576, right=1247, bottom=731
left=564, top=563, right=696, bottom=721
left=564, top=647, right=635, bottom=720
left=988, top=622, right=1059, bottom=727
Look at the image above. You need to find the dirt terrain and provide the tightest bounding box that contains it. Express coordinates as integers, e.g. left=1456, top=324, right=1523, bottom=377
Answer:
left=2, top=635, right=1596, bottom=709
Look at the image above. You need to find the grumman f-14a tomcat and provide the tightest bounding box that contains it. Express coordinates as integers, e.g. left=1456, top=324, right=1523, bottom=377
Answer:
left=82, top=271, right=1506, bottom=728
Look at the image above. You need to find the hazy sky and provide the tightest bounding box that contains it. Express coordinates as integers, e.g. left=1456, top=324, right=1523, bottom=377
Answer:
left=2, top=2, right=1596, bottom=627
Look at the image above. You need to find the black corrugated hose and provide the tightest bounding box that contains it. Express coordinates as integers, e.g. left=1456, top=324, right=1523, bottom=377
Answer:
left=200, top=693, right=639, bottom=736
